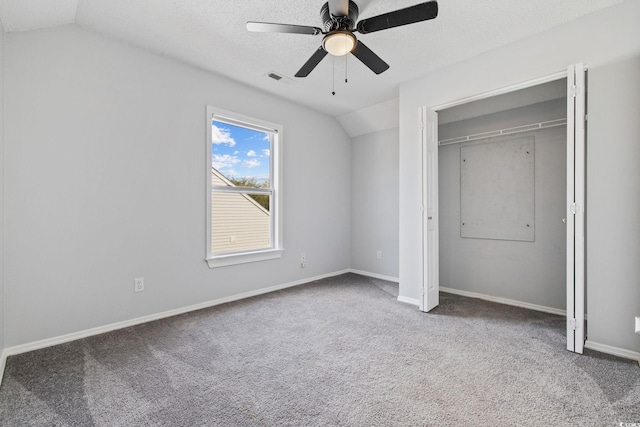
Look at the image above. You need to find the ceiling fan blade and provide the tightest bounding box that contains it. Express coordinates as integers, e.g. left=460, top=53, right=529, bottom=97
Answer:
left=356, top=1, right=438, bottom=34
left=328, top=0, right=350, bottom=17
left=247, top=22, right=323, bottom=35
left=351, top=41, right=389, bottom=74
left=295, top=46, right=329, bottom=77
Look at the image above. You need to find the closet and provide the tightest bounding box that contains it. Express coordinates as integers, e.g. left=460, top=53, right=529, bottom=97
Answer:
left=437, top=79, right=568, bottom=312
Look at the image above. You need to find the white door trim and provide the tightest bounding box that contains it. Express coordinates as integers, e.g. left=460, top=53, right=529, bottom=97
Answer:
left=432, top=71, right=568, bottom=112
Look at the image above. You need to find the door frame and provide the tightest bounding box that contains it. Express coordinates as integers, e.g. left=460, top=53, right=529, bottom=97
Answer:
left=420, top=66, right=586, bottom=354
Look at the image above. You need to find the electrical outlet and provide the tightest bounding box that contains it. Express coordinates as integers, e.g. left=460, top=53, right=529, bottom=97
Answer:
left=635, top=316, right=640, bottom=335
left=376, top=250, right=382, bottom=260
left=300, top=252, right=306, bottom=268
left=134, top=277, right=144, bottom=293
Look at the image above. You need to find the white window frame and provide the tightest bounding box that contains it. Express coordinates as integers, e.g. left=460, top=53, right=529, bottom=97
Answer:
left=206, top=106, right=284, bottom=268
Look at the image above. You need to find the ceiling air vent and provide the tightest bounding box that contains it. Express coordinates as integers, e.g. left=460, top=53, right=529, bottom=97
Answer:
left=264, top=71, right=295, bottom=86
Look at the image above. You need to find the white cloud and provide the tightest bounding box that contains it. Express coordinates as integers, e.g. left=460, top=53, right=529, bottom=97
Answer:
left=262, top=149, right=270, bottom=157
left=242, top=159, right=260, bottom=168
left=247, top=150, right=257, bottom=157
left=211, top=124, right=236, bottom=147
left=212, top=154, right=240, bottom=170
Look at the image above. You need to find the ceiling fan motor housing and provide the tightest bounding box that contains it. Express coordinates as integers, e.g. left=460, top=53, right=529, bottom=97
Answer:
left=320, top=1, right=359, bottom=32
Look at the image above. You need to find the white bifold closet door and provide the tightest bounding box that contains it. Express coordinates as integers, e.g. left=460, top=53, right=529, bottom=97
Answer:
left=420, top=108, right=439, bottom=312
left=566, top=63, right=587, bottom=354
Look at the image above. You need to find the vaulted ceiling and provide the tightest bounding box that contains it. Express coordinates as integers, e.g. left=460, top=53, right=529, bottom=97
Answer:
left=0, top=0, right=626, bottom=117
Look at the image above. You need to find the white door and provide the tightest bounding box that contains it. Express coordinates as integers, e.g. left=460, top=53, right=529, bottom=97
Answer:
left=421, top=107, right=439, bottom=312
left=566, top=63, right=586, bottom=353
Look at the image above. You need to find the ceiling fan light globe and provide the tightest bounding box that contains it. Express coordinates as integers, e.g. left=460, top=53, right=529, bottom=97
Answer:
left=323, top=31, right=356, bottom=56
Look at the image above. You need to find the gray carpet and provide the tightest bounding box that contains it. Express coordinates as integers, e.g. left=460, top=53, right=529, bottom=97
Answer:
left=0, top=273, right=638, bottom=426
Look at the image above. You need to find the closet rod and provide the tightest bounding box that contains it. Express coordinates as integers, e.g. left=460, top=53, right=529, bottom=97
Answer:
left=439, top=118, right=567, bottom=146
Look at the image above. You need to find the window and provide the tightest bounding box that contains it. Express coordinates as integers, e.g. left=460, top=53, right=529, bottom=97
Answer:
left=206, top=106, right=283, bottom=268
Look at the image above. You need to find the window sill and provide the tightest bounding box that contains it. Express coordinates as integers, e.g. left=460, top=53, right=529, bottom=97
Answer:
left=206, top=249, right=284, bottom=268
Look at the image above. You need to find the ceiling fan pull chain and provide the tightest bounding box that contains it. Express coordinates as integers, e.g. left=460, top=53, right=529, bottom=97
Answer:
left=345, top=54, right=348, bottom=83
left=332, top=56, right=336, bottom=96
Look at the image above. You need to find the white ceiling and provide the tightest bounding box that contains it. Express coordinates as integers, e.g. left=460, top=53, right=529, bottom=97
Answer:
left=0, top=0, right=626, bottom=117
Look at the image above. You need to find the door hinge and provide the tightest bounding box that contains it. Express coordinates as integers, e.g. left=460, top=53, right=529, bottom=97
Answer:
left=569, top=85, right=578, bottom=98
left=569, top=318, right=577, bottom=331
left=569, top=202, right=577, bottom=215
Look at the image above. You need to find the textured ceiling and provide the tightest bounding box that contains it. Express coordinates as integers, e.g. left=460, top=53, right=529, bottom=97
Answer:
left=0, top=0, right=626, bottom=117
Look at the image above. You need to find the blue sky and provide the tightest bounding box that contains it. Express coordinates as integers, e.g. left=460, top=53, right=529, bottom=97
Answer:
left=211, top=120, right=271, bottom=184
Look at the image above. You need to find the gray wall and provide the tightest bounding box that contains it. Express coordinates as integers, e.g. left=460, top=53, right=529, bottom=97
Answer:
left=3, top=25, right=351, bottom=347
left=0, top=26, right=4, bottom=356
left=438, top=100, right=567, bottom=310
left=587, top=57, right=640, bottom=352
left=351, top=128, right=399, bottom=279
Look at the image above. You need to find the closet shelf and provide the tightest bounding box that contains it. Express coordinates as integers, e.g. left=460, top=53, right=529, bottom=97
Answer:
left=439, top=118, right=567, bottom=146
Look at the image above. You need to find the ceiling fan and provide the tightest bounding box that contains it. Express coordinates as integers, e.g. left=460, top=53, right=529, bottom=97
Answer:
left=247, top=0, right=438, bottom=78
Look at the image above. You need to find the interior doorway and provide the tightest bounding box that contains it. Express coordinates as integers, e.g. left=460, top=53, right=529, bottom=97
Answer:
left=420, top=65, right=587, bottom=353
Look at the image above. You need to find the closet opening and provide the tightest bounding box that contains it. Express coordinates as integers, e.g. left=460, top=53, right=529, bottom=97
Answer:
left=438, top=79, right=568, bottom=315
left=420, top=67, right=587, bottom=353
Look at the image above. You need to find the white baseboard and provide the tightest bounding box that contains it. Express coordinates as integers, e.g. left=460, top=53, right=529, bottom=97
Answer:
left=585, top=340, right=640, bottom=364
left=397, top=296, right=420, bottom=306
left=440, top=287, right=566, bottom=317
left=348, top=269, right=417, bottom=305
left=1, top=269, right=351, bottom=362
left=349, top=269, right=399, bottom=283
left=0, top=349, right=7, bottom=386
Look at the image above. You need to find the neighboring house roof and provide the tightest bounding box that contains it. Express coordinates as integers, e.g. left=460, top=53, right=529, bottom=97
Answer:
left=211, top=168, right=270, bottom=255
